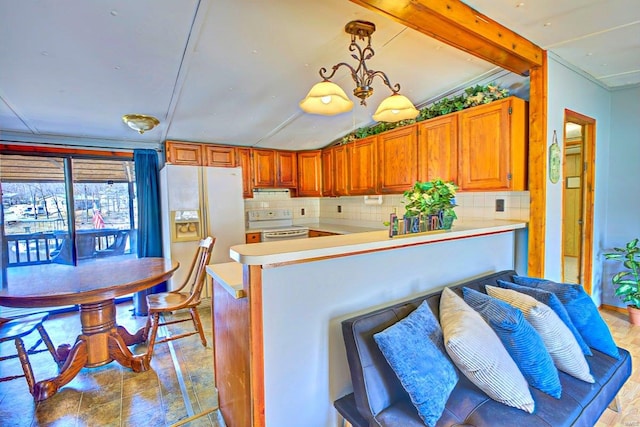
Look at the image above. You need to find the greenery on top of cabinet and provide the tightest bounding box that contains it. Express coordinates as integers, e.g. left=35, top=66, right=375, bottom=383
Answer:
left=340, top=83, right=510, bottom=144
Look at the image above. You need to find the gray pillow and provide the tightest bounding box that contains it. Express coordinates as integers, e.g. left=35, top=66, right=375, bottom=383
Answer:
left=486, top=285, right=594, bottom=383
left=439, top=287, right=535, bottom=413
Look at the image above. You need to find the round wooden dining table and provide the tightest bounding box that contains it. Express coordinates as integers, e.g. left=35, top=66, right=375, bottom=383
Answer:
left=0, top=256, right=179, bottom=401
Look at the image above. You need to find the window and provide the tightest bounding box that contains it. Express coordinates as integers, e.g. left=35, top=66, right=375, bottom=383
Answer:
left=1, top=152, right=137, bottom=287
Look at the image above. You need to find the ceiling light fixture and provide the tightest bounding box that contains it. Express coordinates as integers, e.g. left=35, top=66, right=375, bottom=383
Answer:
left=299, top=20, right=418, bottom=123
left=121, top=114, right=160, bottom=134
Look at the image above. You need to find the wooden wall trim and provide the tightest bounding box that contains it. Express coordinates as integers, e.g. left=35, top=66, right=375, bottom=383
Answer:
left=348, top=0, right=543, bottom=75
left=527, top=53, right=548, bottom=277
left=246, top=265, right=266, bottom=427
left=0, top=143, right=133, bottom=159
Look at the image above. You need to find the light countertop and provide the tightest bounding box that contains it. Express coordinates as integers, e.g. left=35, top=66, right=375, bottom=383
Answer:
left=231, top=218, right=527, bottom=266
left=206, top=262, right=245, bottom=299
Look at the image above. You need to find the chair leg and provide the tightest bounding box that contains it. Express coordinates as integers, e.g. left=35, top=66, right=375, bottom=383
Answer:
left=14, top=338, right=36, bottom=396
left=190, top=308, right=207, bottom=347
left=142, top=314, right=152, bottom=342
left=36, top=323, right=63, bottom=367
left=146, top=313, right=160, bottom=361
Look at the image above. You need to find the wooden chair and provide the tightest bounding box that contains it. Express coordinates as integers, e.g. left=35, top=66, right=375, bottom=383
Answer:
left=0, top=312, right=62, bottom=397
left=144, top=236, right=215, bottom=360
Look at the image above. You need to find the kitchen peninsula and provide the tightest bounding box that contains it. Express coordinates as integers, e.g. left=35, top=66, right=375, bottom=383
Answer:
left=207, top=219, right=527, bottom=427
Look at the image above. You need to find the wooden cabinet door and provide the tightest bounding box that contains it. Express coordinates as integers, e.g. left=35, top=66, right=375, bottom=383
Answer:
left=237, top=148, right=253, bottom=198
left=245, top=232, right=261, bottom=243
left=333, top=145, right=349, bottom=196
left=321, top=148, right=335, bottom=197
left=458, top=97, right=527, bottom=191
left=166, top=141, right=203, bottom=166
left=297, top=151, right=322, bottom=197
left=204, top=145, right=236, bottom=167
left=276, top=151, right=298, bottom=188
left=378, top=124, right=417, bottom=193
left=252, top=149, right=276, bottom=188
left=348, top=136, right=377, bottom=195
left=417, top=115, right=458, bottom=183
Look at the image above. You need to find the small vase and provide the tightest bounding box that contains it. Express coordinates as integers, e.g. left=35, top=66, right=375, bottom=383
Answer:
left=410, top=216, right=420, bottom=233
left=441, top=212, right=455, bottom=230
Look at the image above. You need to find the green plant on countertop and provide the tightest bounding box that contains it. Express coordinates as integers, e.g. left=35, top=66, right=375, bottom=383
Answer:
left=604, top=238, right=640, bottom=308
left=341, top=83, right=510, bottom=144
left=402, top=179, right=458, bottom=219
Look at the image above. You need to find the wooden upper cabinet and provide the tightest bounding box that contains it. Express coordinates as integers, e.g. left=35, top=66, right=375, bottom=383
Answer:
left=377, top=124, right=417, bottom=193
left=237, top=148, right=253, bottom=198
left=348, top=136, right=377, bottom=195
left=276, top=151, right=298, bottom=188
left=166, top=141, right=203, bottom=166
left=417, top=115, right=458, bottom=183
left=252, top=149, right=276, bottom=187
left=297, top=151, right=322, bottom=197
left=321, top=148, right=335, bottom=197
left=204, top=145, right=236, bottom=167
left=333, top=145, right=349, bottom=196
left=458, top=96, right=528, bottom=191
left=251, top=149, right=298, bottom=189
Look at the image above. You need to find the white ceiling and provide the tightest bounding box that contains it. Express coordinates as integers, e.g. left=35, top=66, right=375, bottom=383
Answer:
left=0, top=0, right=638, bottom=152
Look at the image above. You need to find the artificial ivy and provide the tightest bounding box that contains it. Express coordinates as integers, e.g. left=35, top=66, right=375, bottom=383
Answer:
left=341, top=83, right=510, bottom=144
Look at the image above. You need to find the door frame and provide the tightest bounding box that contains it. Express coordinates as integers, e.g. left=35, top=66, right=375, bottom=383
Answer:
left=563, top=109, right=596, bottom=294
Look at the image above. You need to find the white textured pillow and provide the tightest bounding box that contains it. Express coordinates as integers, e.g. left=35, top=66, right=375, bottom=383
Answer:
left=486, top=285, right=594, bottom=383
left=439, top=288, right=535, bottom=413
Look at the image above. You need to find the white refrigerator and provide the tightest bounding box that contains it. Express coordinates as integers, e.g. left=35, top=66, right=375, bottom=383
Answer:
left=160, top=165, right=246, bottom=294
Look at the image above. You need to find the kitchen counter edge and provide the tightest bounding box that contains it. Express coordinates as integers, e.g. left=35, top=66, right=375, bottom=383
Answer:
left=231, top=219, right=527, bottom=266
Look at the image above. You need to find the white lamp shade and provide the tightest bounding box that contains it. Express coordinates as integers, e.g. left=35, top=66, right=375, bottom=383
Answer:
left=299, top=81, right=354, bottom=116
left=372, top=94, right=419, bottom=123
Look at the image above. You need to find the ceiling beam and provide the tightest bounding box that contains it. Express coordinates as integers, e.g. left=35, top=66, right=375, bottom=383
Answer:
left=348, top=0, right=543, bottom=75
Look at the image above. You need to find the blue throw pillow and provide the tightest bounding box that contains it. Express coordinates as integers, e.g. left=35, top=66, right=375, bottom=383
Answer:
left=512, top=276, right=620, bottom=359
left=374, top=301, right=458, bottom=426
left=496, top=280, right=592, bottom=356
left=463, top=287, right=562, bottom=398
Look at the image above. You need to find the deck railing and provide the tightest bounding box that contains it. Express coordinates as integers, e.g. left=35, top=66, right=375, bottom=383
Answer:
left=5, top=229, right=131, bottom=267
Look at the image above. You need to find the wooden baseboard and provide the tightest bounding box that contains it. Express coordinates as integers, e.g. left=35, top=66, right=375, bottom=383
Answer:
left=600, top=303, right=628, bottom=315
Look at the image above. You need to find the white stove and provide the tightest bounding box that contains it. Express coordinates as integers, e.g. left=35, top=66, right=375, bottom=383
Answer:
left=246, top=209, right=309, bottom=241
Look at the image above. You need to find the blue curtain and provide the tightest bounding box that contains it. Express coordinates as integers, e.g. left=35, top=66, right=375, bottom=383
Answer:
left=133, top=149, right=166, bottom=313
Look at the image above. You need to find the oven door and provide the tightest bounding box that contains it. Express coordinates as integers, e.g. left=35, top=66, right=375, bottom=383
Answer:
left=262, top=229, right=309, bottom=242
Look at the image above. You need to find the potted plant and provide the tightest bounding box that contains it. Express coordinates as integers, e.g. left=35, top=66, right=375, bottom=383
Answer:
left=402, top=179, right=458, bottom=231
left=603, top=238, right=640, bottom=324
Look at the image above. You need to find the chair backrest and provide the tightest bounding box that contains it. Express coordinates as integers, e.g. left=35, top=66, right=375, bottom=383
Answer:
left=179, top=236, right=215, bottom=304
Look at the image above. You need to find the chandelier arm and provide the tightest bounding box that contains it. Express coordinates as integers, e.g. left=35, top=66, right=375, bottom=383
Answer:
left=319, top=62, right=358, bottom=81
left=368, top=70, right=401, bottom=94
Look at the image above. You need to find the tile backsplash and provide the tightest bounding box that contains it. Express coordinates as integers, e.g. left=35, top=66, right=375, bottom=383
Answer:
left=244, top=190, right=530, bottom=228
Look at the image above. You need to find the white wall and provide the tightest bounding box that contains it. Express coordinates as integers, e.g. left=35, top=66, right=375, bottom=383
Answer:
left=546, top=53, right=612, bottom=304
left=259, top=231, right=518, bottom=427
left=601, top=85, right=640, bottom=306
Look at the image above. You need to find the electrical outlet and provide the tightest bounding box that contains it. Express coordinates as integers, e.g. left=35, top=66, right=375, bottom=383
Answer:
left=495, top=199, right=505, bottom=212
left=301, top=208, right=305, bottom=216
left=337, top=205, right=342, bottom=213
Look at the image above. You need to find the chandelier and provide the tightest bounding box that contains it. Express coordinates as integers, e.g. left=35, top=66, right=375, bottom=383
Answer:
left=299, top=20, right=418, bottom=123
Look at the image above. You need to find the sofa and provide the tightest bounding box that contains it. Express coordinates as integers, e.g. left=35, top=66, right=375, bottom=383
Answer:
left=335, top=270, right=632, bottom=426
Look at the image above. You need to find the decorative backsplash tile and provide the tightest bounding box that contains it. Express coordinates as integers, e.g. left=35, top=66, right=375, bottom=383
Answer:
left=244, top=190, right=530, bottom=227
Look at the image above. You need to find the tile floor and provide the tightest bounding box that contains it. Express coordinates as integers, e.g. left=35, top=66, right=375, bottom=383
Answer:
left=1, top=301, right=639, bottom=426
left=0, top=300, right=223, bottom=427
